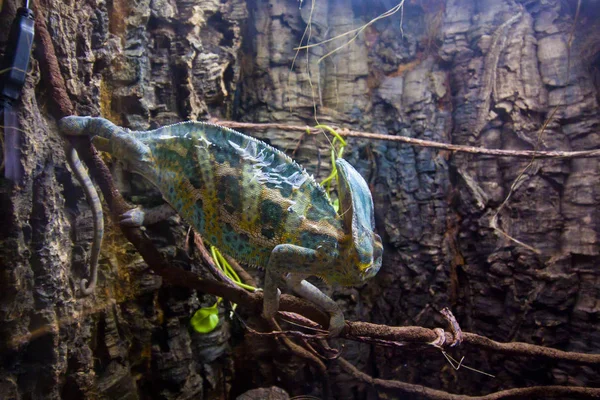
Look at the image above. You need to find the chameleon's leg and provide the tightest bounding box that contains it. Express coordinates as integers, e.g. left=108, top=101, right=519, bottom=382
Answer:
left=285, top=274, right=345, bottom=336
left=263, top=266, right=282, bottom=322
left=64, top=143, right=104, bottom=295
left=120, top=203, right=177, bottom=227
left=88, top=129, right=175, bottom=228
left=264, top=244, right=343, bottom=336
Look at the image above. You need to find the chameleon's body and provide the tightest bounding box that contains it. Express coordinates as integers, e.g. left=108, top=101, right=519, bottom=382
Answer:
left=59, top=116, right=383, bottom=335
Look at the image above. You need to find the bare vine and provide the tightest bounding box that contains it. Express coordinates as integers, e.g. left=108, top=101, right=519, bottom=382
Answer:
left=212, top=119, right=600, bottom=160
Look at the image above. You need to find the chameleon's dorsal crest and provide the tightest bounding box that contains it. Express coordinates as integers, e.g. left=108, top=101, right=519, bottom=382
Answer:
left=336, top=159, right=375, bottom=237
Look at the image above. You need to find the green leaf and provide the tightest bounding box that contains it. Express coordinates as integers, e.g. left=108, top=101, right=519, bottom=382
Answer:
left=332, top=198, right=340, bottom=213
left=190, top=303, right=219, bottom=333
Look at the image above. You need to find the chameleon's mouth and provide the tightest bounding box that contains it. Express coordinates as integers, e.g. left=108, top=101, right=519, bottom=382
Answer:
left=359, top=250, right=382, bottom=281
left=360, top=265, right=378, bottom=281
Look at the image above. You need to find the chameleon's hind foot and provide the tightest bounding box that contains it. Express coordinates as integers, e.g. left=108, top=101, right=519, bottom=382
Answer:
left=328, top=310, right=345, bottom=337
left=120, top=208, right=145, bottom=227
left=121, top=204, right=176, bottom=227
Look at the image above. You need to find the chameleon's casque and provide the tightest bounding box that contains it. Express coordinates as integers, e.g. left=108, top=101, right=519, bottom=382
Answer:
left=59, top=116, right=383, bottom=335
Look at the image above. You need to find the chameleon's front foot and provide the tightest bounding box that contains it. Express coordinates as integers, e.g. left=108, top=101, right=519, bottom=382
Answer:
left=266, top=245, right=347, bottom=336
left=261, top=289, right=344, bottom=336
left=264, top=273, right=345, bottom=336
left=262, top=270, right=281, bottom=322
left=286, top=275, right=346, bottom=336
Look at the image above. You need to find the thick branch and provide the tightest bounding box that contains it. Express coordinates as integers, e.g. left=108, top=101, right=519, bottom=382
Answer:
left=213, top=120, right=600, bottom=159
left=461, top=332, right=600, bottom=364
left=33, top=5, right=74, bottom=117
left=346, top=322, right=600, bottom=365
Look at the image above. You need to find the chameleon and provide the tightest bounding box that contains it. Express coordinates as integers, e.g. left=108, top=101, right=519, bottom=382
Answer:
left=59, top=116, right=383, bottom=335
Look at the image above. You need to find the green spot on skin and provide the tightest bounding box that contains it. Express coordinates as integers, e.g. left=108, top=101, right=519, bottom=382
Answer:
left=218, top=175, right=242, bottom=213
left=261, top=227, right=276, bottom=240
left=261, top=199, right=283, bottom=226
left=306, top=206, right=322, bottom=221
left=214, top=147, right=241, bottom=167
left=278, top=184, right=292, bottom=198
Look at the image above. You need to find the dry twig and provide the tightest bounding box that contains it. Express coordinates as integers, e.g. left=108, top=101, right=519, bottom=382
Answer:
left=212, top=120, right=600, bottom=160
left=338, top=357, right=600, bottom=399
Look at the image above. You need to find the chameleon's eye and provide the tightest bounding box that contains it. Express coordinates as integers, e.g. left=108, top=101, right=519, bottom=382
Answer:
left=373, top=233, right=383, bottom=261
left=360, top=233, right=382, bottom=281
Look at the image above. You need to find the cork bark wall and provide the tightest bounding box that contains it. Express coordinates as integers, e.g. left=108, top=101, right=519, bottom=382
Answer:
left=0, top=0, right=599, bottom=399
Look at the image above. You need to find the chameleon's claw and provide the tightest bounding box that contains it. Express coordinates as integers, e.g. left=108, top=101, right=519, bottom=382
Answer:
left=120, top=208, right=145, bottom=227
left=328, top=310, right=345, bottom=337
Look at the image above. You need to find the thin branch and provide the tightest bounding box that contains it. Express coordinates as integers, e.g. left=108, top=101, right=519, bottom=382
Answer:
left=212, top=120, right=600, bottom=160
left=338, top=357, right=600, bottom=399
left=461, top=332, right=600, bottom=365
left=294, top=0, right=406, bottom=65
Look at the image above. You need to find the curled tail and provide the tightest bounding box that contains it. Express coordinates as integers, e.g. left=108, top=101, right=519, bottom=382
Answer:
left=63, top=142, right=104, bottom=295
left=59, top=116, right=119, bottom=295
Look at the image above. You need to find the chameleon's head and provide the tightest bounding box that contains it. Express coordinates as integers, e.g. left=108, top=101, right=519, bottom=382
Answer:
left=334, top=159, right=383, bottom=286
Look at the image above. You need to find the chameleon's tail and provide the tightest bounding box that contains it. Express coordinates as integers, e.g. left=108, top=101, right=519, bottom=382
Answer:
left=63, top=142, right=104, bottom=295
left=58, top=116, right=120, bottom=139
left=58, top=115, right=112, bottom=296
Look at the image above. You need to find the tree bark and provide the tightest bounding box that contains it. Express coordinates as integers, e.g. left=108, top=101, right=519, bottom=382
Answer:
left=1, top=0, right=599, bottom=398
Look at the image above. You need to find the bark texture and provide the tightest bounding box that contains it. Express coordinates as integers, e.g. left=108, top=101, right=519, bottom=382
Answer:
left=1, top=0, right=599, bottom=399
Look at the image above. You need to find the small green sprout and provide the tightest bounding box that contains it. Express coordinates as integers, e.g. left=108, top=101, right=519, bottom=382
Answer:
left=191, top=246, right=257, bottom=334
left=315, top=124, right=347, bottom=211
